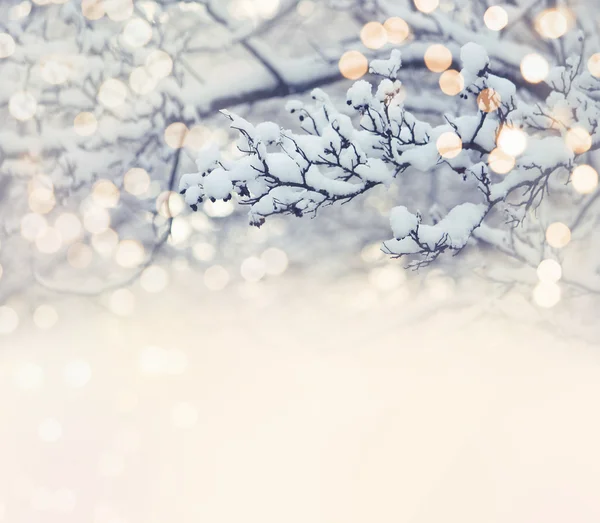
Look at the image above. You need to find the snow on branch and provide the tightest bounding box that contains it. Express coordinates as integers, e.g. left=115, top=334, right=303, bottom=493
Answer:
left=180, top=37, right=600, bottom=268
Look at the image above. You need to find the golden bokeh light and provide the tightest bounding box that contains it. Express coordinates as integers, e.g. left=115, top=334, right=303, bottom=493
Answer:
left=35, top=227, right=62, bottom=254
left=82, top=0, right=104, bottom=20
left=261, top=247, right=289, bottom=275
left=439, top=70, right=464, bottom=96
left=546, top=222, right=571, bottom=249
left=115, top=239, right=145, bottom=268
left=55, top=213, right=83, bottom=244
left=122, top=18, right=153, bottom=48
left=91, top=228, right=119, bottom=256
left=488, top=148, right=515, bottom=174
left=484, top=6, right=508, bottom=31
left=124, top=167, right=150, bottom=196
left=98, top=78, right=127, bottom=108
left=436, top=132, right=463, bottom=159
left=63, top=360, right=92, bottom=388
left=424, top=44, right=452, bottom=73
left=587, top=53, right=600, bottom=78
left=145, top=50, right=173, bottom=79
left=571, top=164, right=598, bottom=194
left=40, top=54, right=73, bottom=85
left=9, top=91, right=37, bottom=121
left=339, top=50, right=369, bottom=80
left=184, top=125, right=211, bottom=151
left=520, top=53, right=549, bottom=84
left=21, top=213, right=48, bottom=241
left=240, top=257, right=266, bottom=283
left=38, top=418, right=63, bottom=443
left=83, top=206, right=110, bottom=234
left=497, top=126, right=527, bottom=157
left=384, top=17, right=410, bottom=45
left=157, top=191, right=185, bottom=218
left=414, top=0, right=439, bottom=14
left=0, top=33, right=16, bottom=58
left=565, top=127, right=592, bottom=154
left=129, top=67, right=156, bottom=95
left=535, top=9, right=569, bottom=39
left=533, top=281, right=561, bottom=308
left=29, top=187, right=56, bottom=215
left=73, top=112, right=98, bottom=136
left=164, top=122, right=189, bottom=149
left=537, top=259, right=562, bottom=284
left=67, top=243, right=93, bottom=269
left=360, top=22, right=388, bottom=50
left=477, top=88, right=501, bottom=112
left=92, top=179, right=120, bottom=208
left=33, top=305, right=59, bottom=330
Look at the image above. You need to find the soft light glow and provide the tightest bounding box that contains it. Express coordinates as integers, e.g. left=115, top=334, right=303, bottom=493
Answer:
left=588, top=53, right=600, bottom=78
left=204, top=265, right=230, bottom=291
left=0, top=33, right=16, bottom=58
left=477, top=88, right=501, bottom=112
left=122, top=18, right=153, bottom=48
left=82, top=0, right=104, bottom=20
left=157, top=191, right=185, bottom=218
left=74, top=112, right=98, bottom=136
left=164, top=122, right=188, bottom=149
left=104, top=0, right=133, bottom=21
left=384, top=17, right=409, bottom=44
left=360, top=22, right=388, bottom=50
left=571, top=164, right=598, bottom=194
left=9, top=91, right=37, bottom=121
left=63, top=360, right=92, bottom=388
left=129, top=66, right=156, bottom=95
left=297, top=0, right=315, bottom=17
left=98, top=452, right=124, bottom=477
left=497, top=126, right=527, bottom=157
left=184, top=125, right=211, bottom=150
left=533, top=281, right=561, bottom=308
left=535, top=9, right=569, bottom=39
left=0, top=306, right=19, bottom=335
left=29, top=187, right=56, bottom=214
left=520, top=53, right=549, bottom=84
left=98, top=78, right=127, bottom=108
left=109, top=288, right=135, bottom=316
left=488, top=148, right=515, bottom=174
left=436, top=132, right=463, bottom=159
left=172, top=402, right=198, bottom=429
left=124, top=167, right=150, bottom=196
left=83, top=206, right=110, bottom=234
left=35, top=227, right=62, bottom=254
left=140, top=265, right=169, bottom=293
left=546, top=222, right=571, bottom=249
left=145, top=50, right=173, bottom=79
left=38, top=418, right=63, bottom=442
left=192, top=242, right=215, bottom=262
left=67, top=243, right=93, bottom=269
left=484, top=6, right=508, bottom=31
left=261, top=248, right=288, bottom=275
left=537, top=259, right=562, bottom=283
left=565, top=127, right=592, bottom=154
left=115, top=239, right=145, bottom=268
left=33, top=305, right=58, bottom=329
left=424, top=44, right=452, bottom=73
left=92, top=179, right=120, bottom=208
left=414, top=0, right=439, bottom=14
left=241, top=257, right=266, bottom=282
left=9, top=2, right=31, bottom=21
left=339, top=50, right=368, bottom=80
left=91, top=228, right=119, bottom=256
left=21, top=213, right=48, bottom=241
left=14, top=362, right=44, bottom=390
left=55, top=215, right=82, bottom=254
left=439, top=70, right=464, bottom=96
left=40, top=55, right=73, bottom=85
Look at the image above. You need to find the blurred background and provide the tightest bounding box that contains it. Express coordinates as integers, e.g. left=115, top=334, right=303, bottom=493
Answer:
left=2, top=0, right=600, bottom=522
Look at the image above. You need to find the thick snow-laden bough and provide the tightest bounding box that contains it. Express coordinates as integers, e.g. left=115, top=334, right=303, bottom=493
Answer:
left=180, top=42, right=594, bottom=268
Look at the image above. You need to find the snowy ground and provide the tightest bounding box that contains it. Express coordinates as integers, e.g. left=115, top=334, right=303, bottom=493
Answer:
left=1, top=269, right=600, bottom=523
